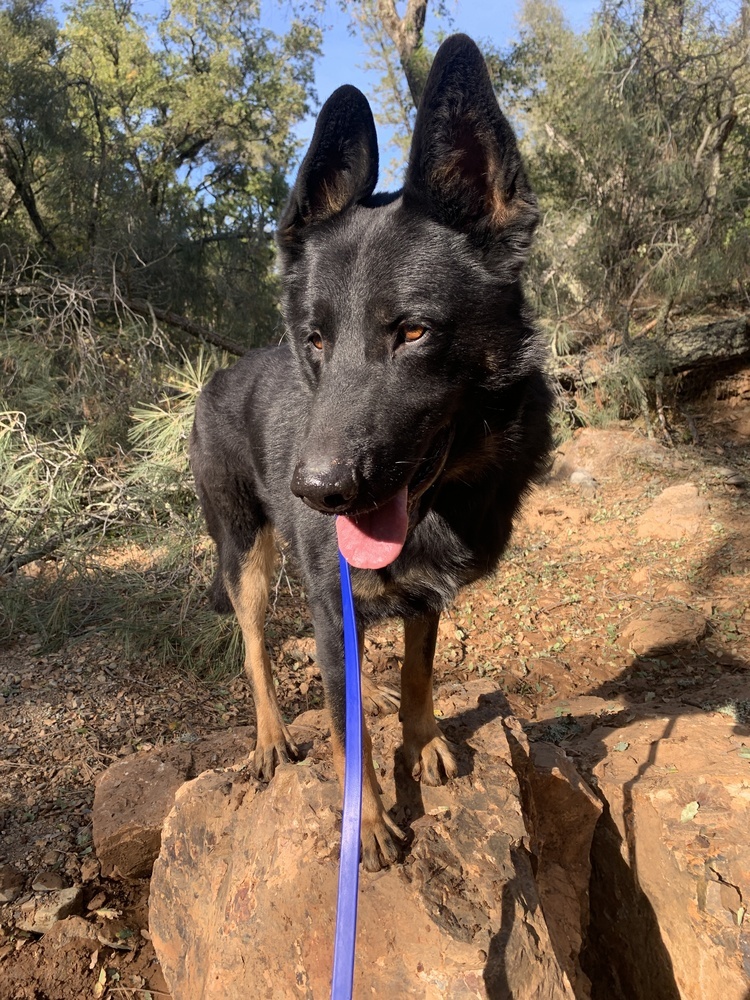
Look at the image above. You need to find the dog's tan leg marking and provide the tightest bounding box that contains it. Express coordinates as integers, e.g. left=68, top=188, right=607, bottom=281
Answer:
left=331, top=724, right=404, bottom=873
left=226, top=527, right=297, bottom=780
left=401, top=614, right=457, bottom=786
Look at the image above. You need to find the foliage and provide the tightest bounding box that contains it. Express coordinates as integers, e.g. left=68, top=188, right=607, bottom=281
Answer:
left=3, top=0, right=749, bottom=665
left=348, top=0, right=417, bottom=181
left=501, top=0, right=750, bottom=336
left=0, top=0, right=320, bottom=346
left=0, top=0, right=320, bottom=668
left=1, top=323, right=243, bottom=675
left=342, top=0, right=454, bottom=180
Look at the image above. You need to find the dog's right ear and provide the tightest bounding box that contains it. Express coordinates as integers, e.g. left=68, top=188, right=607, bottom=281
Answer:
left=277, top=85, right=378, bottom=250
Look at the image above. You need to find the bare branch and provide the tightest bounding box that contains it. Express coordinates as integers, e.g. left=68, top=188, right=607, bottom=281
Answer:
left=123, top=299, right=245, bottom=356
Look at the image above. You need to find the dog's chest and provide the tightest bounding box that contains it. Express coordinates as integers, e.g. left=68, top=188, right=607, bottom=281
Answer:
left=349, top=514, right=481, bottom=622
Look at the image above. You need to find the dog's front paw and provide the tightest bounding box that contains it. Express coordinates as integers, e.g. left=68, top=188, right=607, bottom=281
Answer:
left=361, top=674, right=400, bottom=717
left=252, top=724, right=299, bottom=782
left=360, top=809, right=405, bottom=872
left=404, top=729, right=458, bottom=786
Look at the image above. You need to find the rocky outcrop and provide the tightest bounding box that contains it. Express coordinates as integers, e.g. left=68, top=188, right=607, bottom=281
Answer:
left=636, top=483, right=711, bottom=541
left=92, top=728, right=256, bottom=878
left=577, top=711, right=750, bottom=1000
left=148, top=682, right=599, bottom=1000
left=507, top=721, right=603, bottom=994
left=91, top=681, right=750, bottom=999
left=618, top=604, right=709, bottom=656
left=551, top=428, right=674, bottom=483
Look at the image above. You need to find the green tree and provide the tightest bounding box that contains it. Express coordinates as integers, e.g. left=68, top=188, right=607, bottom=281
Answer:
left=0, top=0, right=320, bottom=346
left=342, top=0, right=453, bottom=179
left=0, top=0, right=76, bottom=256
left=503, top=0, right=750, bottom=339
left=1, top=0, right=321, bottom=657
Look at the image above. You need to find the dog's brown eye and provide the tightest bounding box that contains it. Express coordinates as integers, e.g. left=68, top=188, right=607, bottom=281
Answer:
left=309, top=332, right=324, bottom=351
left=401, top=323, right=427, bottom=343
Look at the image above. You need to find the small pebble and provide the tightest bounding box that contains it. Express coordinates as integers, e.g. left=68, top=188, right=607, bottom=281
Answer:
left=80, top=857, right=101, bottom=883
left=31, top=871, right=67, bottom=892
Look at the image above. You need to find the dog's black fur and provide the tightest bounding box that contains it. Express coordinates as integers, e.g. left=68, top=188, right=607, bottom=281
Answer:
left=190, top=34, right=553, bottom=870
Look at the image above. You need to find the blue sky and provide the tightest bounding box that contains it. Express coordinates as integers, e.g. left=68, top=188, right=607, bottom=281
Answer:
left=262, top=0, right=601, bottom=172
left=303, top=0, right=597, bottom=104
left=54, top=0, right=601, bottom=176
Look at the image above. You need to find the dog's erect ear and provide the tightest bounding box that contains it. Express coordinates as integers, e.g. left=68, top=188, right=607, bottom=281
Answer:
left=404, top=35, right=538, bottom=265
left=278, top=85, right=378, bottom=247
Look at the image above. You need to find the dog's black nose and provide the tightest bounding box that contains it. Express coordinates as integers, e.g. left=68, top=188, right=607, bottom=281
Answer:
left=291, top=461, right=359, bottom=513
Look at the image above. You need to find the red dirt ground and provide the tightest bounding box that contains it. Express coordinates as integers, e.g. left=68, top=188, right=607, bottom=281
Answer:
left=1, top=373, right=748, bottom=999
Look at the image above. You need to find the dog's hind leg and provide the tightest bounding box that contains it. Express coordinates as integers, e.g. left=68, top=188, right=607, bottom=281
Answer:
left=360, top=673, right=400, bottom=717
left=400, top=614, right=458, bottom=786
left=225, top=526, right=298, bottom=780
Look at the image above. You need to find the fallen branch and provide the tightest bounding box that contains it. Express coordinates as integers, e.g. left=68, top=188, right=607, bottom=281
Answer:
left=123, top=299, right=246, bottom=356
left=1, top=268, right=247, bottom=357
left=553, top=315, right=750, bottom=388
left=1, top=517, right=100, bottom=575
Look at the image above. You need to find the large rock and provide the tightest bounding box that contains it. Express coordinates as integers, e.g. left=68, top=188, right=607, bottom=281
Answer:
left=0, top=864, right=24, bottom=903
left=149, top=682, right=600, bottom=1000
left=636, top=483, right=710, bottom=541
left=15, top=887, right=84, bottom=934
left=552, top=429, right=673, bottom=482
left=577, top=711, right=750, bottom=1000
left=507, top=720, right=602, bottom=996
left=618, top=604, right=708, bottom=655
left=93, top=729, right=256, bottom=878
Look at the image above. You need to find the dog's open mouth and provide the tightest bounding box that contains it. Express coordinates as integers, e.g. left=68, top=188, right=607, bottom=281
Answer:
left=336, top=486, right=409, bottom=570
left=336, top=427, right=453, bottom=571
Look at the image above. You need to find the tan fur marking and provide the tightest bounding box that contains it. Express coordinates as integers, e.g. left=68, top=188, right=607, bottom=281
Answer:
left=401, top=615, right=457, bottom=785
left=443, top=432, right=503, bottom=484
left=319, top=177, right=349, bottom=218
left=331, top=723, right=402, bottom=871
left=485, top=149, right=521, bottom=228
left=400, top=616, right=439, bottom=740
left=226, top=527, right=296, bottom=777
left=429, top=146, right=524, bottom=230
left=330, top=729, right=381, bottom=830
left=428, top=149, right=466, bottom=190
left=351, top=570, right=388, bottom=602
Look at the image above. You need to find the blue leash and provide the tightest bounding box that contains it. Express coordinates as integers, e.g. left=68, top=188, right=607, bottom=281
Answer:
left=330, top=552, right=363, bottom=1000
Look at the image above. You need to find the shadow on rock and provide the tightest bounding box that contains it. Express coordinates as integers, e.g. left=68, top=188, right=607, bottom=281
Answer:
left=393, top=688, right=508, bottom=834
left=524, top=639, right=750, bottom=1000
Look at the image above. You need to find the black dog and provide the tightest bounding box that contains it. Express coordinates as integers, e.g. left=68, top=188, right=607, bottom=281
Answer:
left=190, top=34, right=552, bottom=871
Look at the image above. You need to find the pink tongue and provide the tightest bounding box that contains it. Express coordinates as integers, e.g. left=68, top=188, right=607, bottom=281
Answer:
left=336, top=487, right=408, bottom=570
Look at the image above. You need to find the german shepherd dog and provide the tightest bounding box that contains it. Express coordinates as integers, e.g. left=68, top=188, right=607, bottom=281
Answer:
left=190, top=34, right=552, bottom=871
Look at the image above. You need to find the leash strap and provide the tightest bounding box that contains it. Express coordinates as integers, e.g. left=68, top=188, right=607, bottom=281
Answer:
left=330, top=551, right=362, bottom=999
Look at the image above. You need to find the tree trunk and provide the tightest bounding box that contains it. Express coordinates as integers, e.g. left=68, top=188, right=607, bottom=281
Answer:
left=0, top=134, right=58, bottom=257
left=376, top=0, right=429, bottom=107
left=554, top=315, right=750, bottom=387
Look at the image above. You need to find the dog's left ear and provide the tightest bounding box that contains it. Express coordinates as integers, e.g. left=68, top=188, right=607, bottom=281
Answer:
left=404, top=34, right=538, bottom=272
left=277, top=85, right=378, bottom=252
